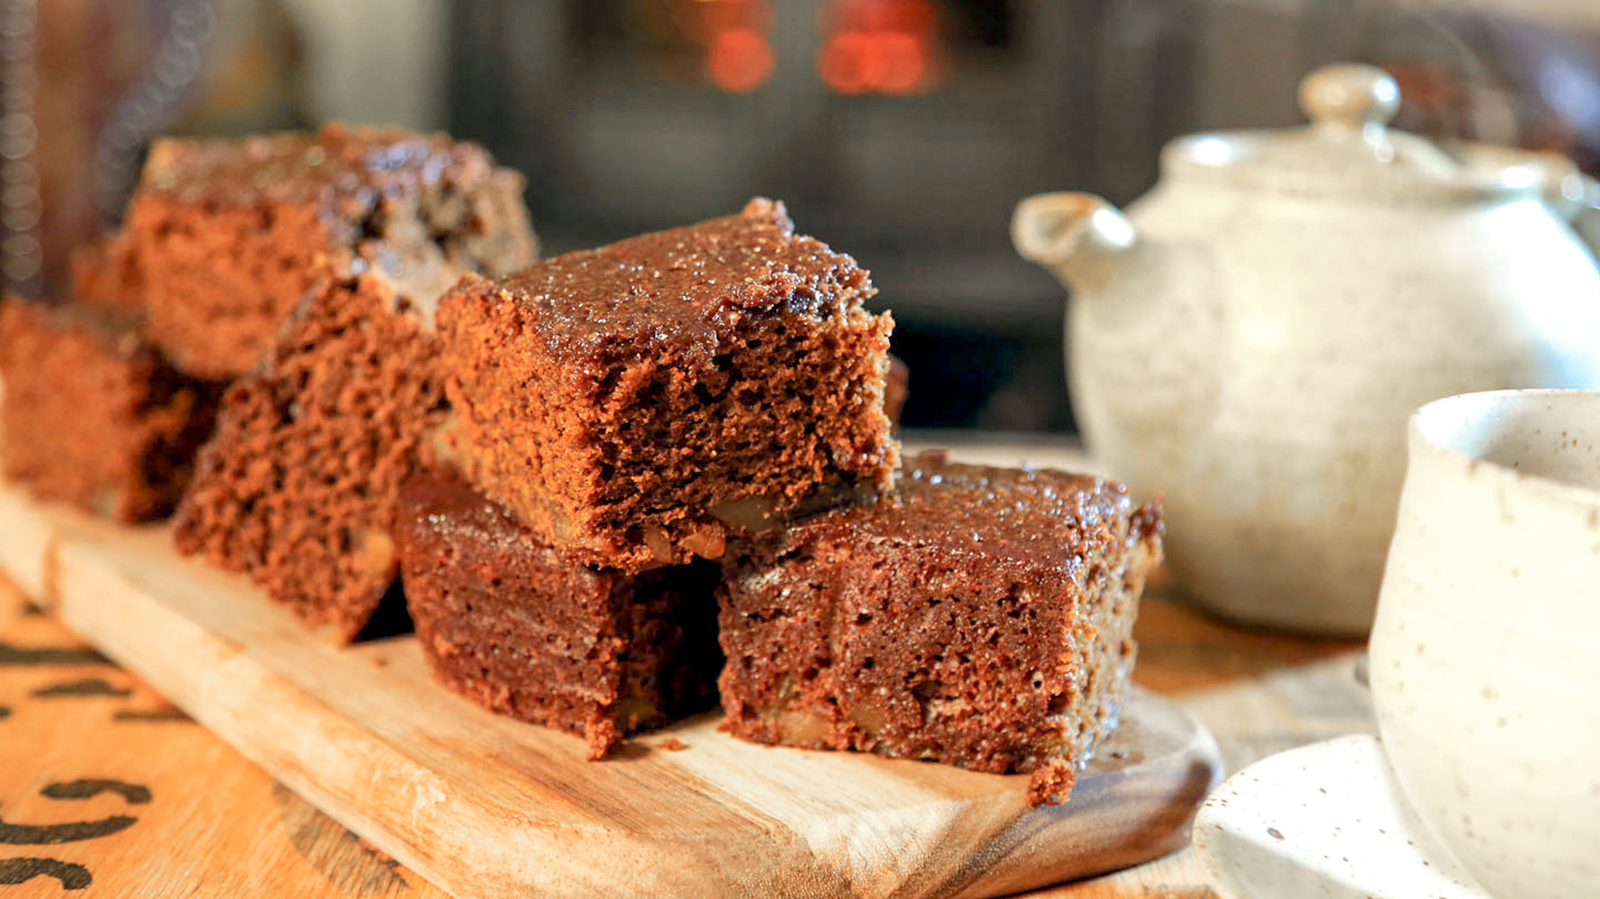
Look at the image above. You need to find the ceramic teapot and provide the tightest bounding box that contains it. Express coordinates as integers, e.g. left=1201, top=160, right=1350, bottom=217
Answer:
left=1011, top=63, right=1600, bottom=634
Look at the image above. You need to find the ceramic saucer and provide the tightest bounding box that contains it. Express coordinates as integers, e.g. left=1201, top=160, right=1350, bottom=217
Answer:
left=1191, top=735, right=1489, bottom=899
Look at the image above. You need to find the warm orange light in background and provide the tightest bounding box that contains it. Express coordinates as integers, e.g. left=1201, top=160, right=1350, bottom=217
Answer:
left=708, top=27, right=774, bottom=92
left=818, top=0, right=939, bottom=95
left=818, top=30, right=872, bottom=95
left=872, top=31, right=927, bottom=94
left=699, top=0, right=774, bottom=93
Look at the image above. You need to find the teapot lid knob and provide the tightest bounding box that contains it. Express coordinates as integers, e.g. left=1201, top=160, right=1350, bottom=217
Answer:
left=1299, top=63, right=1400, bottom=132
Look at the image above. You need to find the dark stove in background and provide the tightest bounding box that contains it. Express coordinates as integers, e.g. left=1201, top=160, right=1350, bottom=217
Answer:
left=446, top=0, right=1204, bottom=431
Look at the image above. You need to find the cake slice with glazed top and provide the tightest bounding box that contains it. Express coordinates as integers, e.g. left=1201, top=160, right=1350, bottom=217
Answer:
left=716, top=452, right=1163, bottom=806
left=436, top=198, right=899, bottom=573
left=126, top=123, right=537, bottom=379
left=156, top=125, right=539, bottom=641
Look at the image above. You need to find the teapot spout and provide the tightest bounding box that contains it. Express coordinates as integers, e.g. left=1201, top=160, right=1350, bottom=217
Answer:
left=1012, top=192, right=1140, bottom=294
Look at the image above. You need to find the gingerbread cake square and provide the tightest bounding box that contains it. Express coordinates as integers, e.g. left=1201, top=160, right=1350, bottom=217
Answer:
left=172, top=268, right=458, bottom=641
left=716, top=453, right=1163, bottom=805
left=69, top=232, right=143, bottom=312
left=395, top=472, right=722, bottom=759
left=0, top=300, right=219, bottom=522
left=436, top=198, right=899, bottom=573
left=126, top=123, right=537, bottom=378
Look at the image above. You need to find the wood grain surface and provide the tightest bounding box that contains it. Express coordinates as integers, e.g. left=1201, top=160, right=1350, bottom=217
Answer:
left=0, top=485, right=1231, bottom=899
left=0, top=588, right=437, bottom=899
left=0, top=437, right=1369, bottom=898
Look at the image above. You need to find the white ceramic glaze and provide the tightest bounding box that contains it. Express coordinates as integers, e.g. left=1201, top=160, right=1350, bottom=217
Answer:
left=1370, top=389, right=1600, bottom=899
left=1193, top=735, right=1487, bottom=899
left=1012, top=63, right=1600, bottom=634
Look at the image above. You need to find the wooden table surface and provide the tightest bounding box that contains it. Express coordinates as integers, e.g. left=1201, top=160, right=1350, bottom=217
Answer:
left=0, top=436, right=1372, bottom=898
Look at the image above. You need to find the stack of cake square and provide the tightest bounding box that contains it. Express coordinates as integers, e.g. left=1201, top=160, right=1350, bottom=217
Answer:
left=400, top=198, right=898, bottom=757
left=0, top=123, right=1162, bottom=806
left=397, top=199, right=1164, bottom=804
left=0, top=124, right=539, bottom=638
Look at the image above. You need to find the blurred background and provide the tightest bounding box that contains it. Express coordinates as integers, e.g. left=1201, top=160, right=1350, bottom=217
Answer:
left=7, top=0, right=1600, bottom=431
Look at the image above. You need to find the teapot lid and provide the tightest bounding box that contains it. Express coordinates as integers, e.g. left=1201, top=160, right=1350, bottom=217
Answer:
left=1164, top=64, right=1541, bottom=202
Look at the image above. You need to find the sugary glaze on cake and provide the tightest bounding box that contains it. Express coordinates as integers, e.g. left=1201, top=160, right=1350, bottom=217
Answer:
left=127, top=123, right=537, bottom=378
left=396, top=472, right=722, bottom=758
left=438, top=199, right=899, bottom=573
left=489, top=198, right=873, bottom=362
left=787, top=454, right=1137, bottom=563
left=718, top=452, right=1163, bottom=805
left=138, top=123, right=495, bottom=208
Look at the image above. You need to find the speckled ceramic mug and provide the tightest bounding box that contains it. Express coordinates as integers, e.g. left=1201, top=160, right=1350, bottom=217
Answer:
left=1371, top=389, right=1600, bottom=899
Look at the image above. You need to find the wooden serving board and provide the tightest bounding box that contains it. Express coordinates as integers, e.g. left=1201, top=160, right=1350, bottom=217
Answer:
left=0, top=485, right=1223, bottom=899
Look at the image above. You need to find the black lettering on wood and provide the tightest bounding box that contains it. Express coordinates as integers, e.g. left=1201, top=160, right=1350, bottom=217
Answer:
left=112, top=705, right=191, bottom=723
left=0, top=810, right=136, bottom=844
left=0, top=643, right=108, bottom=667
left=0, top=857, right=91, bottom=890
left=30, top=678, right=130, bottom=699
left=40, top=780, right=151, bottom=805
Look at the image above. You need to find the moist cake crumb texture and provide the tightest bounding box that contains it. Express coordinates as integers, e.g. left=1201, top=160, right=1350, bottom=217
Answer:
left=716, top=453, right=1163, bottom=804
left=172, top=272, right=452, bottom=641
left=0, top=300, right=220, bottom=522
left=396, top=471, right=723, bottom=758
